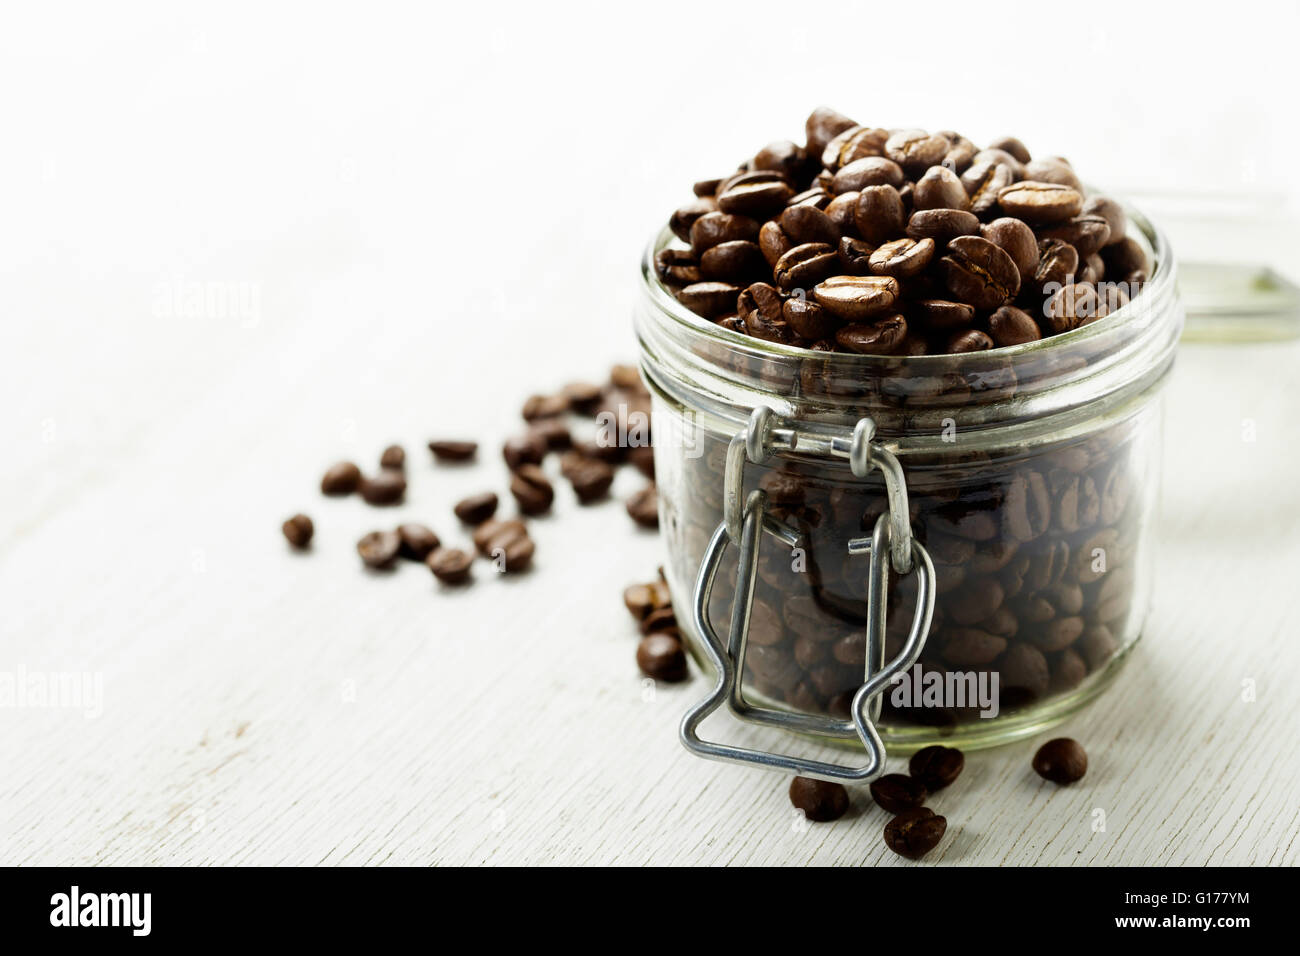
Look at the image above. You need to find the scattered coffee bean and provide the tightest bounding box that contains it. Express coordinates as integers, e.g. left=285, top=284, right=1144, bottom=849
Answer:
left=870, top=773, right=928, bottom=814
left=788, top=776, right=851, bottom=822
left=561, top=382, right=604, bottom=415
left=427, top=440, right=477, bottom=462
left=357, top=529, right=401, bottom=568
left=510, top=463, right=554, bottom=515
left=321, top=461, right=362, bottom=496
left=628, top=444, right=655, bottom=479
left=359, top=471, right=406, bottom=506
left=281, top=513, right=313, bottom=549
left=454, top=492, right=499, bottom=525
left=567, top=456, right=615, bottom=503
left=397, top=523, right=440, bottom=561
left=624, top=578, right=672, bottom=620
left=636, top=633, right=688, bottom=682
left=626, top=484, right=659, bottom=528
left=503, top=432, right=547, bottom=470
left=379, top=445, right=405, bottom=470
left=521, top=393, right=569, bottom=421
left=426, top=547, right=473, bottom=584
left=529, top=417, right=572, bottom=451
left=909, top=745, right=965, bottom=791
left=883, top=807, right=947, bottom=859
left=1032, top=737, right=1088, bottom=784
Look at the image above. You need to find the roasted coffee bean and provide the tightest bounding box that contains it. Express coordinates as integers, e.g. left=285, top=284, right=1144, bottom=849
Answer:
left=717, top=171, right=794, bottom=218
left=758, top=220, right=792, bottom=266
left=998, top=181, right=1083, bottom=224
left=281, top=513, right=313, bottom=548
left=988, top=305, right=1041, bottom=346
left=454, top=491, right=498, bottom=525
left=1038, top=214, right=1112, bottom=258
left=788, top=776, right=850, bottom=822
left=640, top=605, right=678, bottom=635
left=909, top=745, right=965, bottom=790
left=475, top=519, right=533, bottom=571
left=884, top=807, right=946, bottom=859
left=626, top=484, right=659, bottom=528
left=779, top=205, right=840, bottom=246
left=884, top=128, right=949, bottom=173
left=947, top=328, right=994, bottom=353
left=814, top=274, right=900, bottom=320
left=737, top=281, right=783, bottom=322
left=869, top=237, right=934, bottom=279
left=624, top=579, right=671, bottom=620
left=744, top=307, right=797, bottom=343
left=832, top=156, right=905, bottom=193
left=379, top=445, right=405, bottom=469
left=961, top=160, right=1017, bottom=216
left=521, top=393, right=569, bottom=420
left=472, top=517, right=526, bottom=555
left=940, top=236, right=1020, bottom=309
left=427, top=440, right=477, bottom=462
left=609, top=364, right=647, bottom=394
left=1032, top=239, right=1079, bottom=294
left=669, top=196, right=718, bottom=242
left=906, top=208, right=980, bottom=243
left=321, top=461, right=361, bottom=496
left=637, top=633, right=688, bottom=682
left=914, top=166, right=970, bottom=212
left=426, top=547, right=473, bottom=584
left=1004, top=471, right=1051, bottom=541
left=854, top=185, right=906, bottom=244
left=805, top=107, right=860, bottom=159
left=1044, top=282, right=1101, bottom=333
left=628, top=444, right=655, bottom=479
left=1032, top=737, right=1088, bottom=784
left=397, top=523, right=440, bottom=561
left=688, top=211, right=760, bottom=256
left=359, top=471, right=406, bottom=506
left=1024, top=157, right=1082, bottom=191
left=943, top=628, right=1007, bottom=665
left=972, top=147, right=1026, bottom=178
left=981, top=217, right=1039, bottom=281
left=822, top=125, right=889, bottom=170
left=912, top=299, right=975, bottom=329
left=787, top=186, right=833, bottom=211
left=567, top=457, right=615, bottom=503
left=692, top=178, right=722, bottom=198
left=503, top=432, right=547, bottom=470
left=529, top=418, right=572, bottom=451
left=988, top=135, right=1031, bottom=164
left=510, top=463, right=554, bottom=515
left=870, top=773, right=928, bottom=813
left=836, top=314, right=908, bottom=354
left=752, top=139, right=805, bottom=179
left=1083, top=195, right=1127, bottom=246
left=678, top=281, right=743, bottom=318
left=654, top=248, right=702, bottom=287
left=783, top=297, right=836, bottom=339
left=357, top=529, right=401, bottom=568
left=770, top=243, right=837, bottom=294
left=700, top=240, right=766, bottom=283
left=837, top=236, right=875, bottom=275
left=1001, top=642, right=1051, bottom=700
left=1102, top=236, right=1150, bottom=278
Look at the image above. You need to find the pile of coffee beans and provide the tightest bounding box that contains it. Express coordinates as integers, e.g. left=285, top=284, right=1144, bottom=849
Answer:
left=657, top=108, right=1150, bottom=354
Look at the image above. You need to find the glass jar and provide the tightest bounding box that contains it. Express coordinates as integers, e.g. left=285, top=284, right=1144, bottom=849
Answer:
left=635, top=198, right=1182, bottom=764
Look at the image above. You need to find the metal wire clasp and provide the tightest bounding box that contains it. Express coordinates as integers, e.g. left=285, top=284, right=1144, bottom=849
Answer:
left=679, top=407, right=936, bottom=783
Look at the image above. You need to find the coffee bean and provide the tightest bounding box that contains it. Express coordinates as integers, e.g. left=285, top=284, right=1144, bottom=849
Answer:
left=626, top=484, right=659, bottom=528
left=397, top=523, right=440, bottom=561
left=961, top=160, right=1016, bottom=215
left=1102, top=236, right=1150, bottom=277
left=654, top=248, right=701, bottom=287
left=869, top=237, right=934, bottom=279
left=814, top=274, right=900, bottom=320
left=854, top=185, right=906, bottom=243
left=972, top=147, right=1026, bottom=178
left=837, top=236, right=875, bottom=275
left=783, top=297, right=835, bottom=339
left=567, top=457, right=615, bottom=503
left=825, top=191, right=861, bottom=235
left=669, top=196, right=718, bottom=242
left=1032, top=737, right=1087, bottom=784
left=835, top=314, right=908, bottom=354
left=521, top=393, right=568, bottom=421
left=1083, top=195, right=1127, bottom=245
left=509, top=463, right=554, bottom=515
left=637, top=633, right=688, bottom=682
left=357, top=529, right=401, bottom=568
left=805, top=107, right=860, bottom=159
left=426, top=547, right=473, bottom=584
left=689, top=211, right=760, bottom=256
left=758, top=220, right=792, bottom=266
left=997, top=181, right=1083, bottom=224
left=609, top=364, right=647, bottom=394
left=624, top=578, right=671, bottom=620
left=988, top=135, right=1031, bottom=163
left=379, top=445, right=405, bottom=470
left=884, top=128, right=949, bottom=173
left=529, top=418, right=572, bottom=451
left=752, top=139, right=805, bottom=179
left=737, top=281, right=783, bottom=323
left=884, top=807, right=946, bottom=859
left=870, top=773, right=928, bottom=813
left=947, top=328, right=994, bottom=353
left=321, top=461, right=362, bottom=496
left=912, top=299, right=975, bottom=329
left=981, top=217, right=1039, bottom=280
left=914, top=166, right=970, bottom=211
left=700, top=240, right=766, bottom=283
left=717, top=171, right=795, bottom=218
left=454, top=491, right=498, bottom=525
left=359, top=471, right=406, bottom=506
left=822, top=125, right=889, bottom=170
left=1038, top=214, right=1112, bottom=258
left=1044, top=282, right=1100, bottom=334
left=561, top=382, right=604, bottom=415
left=779, top=205, right=840, bottom=246
left=1033, top=238, right=1080, bottom=294
left=476, top=519, right=533, bottom=571
left=503, top=432, right=547, bottom=470
left=788, top=776, right=850, bottom=822
left=1024, top=157, right=1082, bottom=191
left=629, top=444, right=655, bottom=478
left=940, top=236, right=1020, bottom=309
left=906, top=208, right=980, bottom=243
left=909, top=745, right=965, bottom=790
left=774, top=243, right=839, bottom=293
left=693, top=178, right=722, bottom=197
left=640, top=605, right=678, bottom=635
left=427, top=440, right=477, bottom=462
left=281, top=513, right=313, bottom=548
left=678, top=281, right=743, bottom=318
left=988, top=305, right=1041, bottom=346
left=832, top=156, right=905, bottom=193
left=472, top=517, right=527, bottom=555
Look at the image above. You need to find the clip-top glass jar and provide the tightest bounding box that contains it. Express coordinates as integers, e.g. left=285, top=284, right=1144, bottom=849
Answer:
left=636, top=199, right=1182, bottom=776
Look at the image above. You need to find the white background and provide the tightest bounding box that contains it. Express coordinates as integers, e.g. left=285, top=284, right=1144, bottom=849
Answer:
left=2, top=1, right=1299, bottom=865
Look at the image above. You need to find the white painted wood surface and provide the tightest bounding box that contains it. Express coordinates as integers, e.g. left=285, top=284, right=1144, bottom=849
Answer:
left=2, top=3, right=1299, bottom=867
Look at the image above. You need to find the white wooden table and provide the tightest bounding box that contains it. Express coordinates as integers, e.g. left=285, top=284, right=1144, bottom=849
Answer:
left=3, top=4, right=1299, bottom=867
